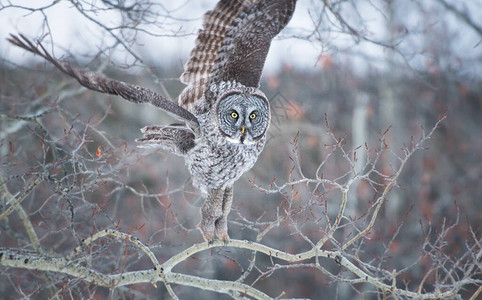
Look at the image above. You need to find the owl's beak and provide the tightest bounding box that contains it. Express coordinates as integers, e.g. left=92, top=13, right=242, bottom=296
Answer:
left=239, top=125, right=247, bottom=144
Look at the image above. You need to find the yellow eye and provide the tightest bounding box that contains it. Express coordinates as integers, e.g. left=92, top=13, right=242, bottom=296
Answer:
left=230, top=112, right=238, bottom=119
left=249, top=113, right=256, bottom=120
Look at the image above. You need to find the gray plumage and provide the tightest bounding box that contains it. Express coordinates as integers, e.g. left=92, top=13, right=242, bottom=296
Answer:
left=8, top=0, right=297, bottom=243
left=137, top=124, right=195, bottom=156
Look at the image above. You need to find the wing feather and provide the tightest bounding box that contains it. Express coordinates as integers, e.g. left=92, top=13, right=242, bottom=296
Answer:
left=179, top=0, right=296, bottom=110
left=137, top=124, right=195, bottom=156
left=8, top=34, right=200, bottom=132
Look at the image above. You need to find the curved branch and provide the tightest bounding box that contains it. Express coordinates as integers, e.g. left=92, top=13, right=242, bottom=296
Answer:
left=0, top=238, right=463, bottom=299
left=0, top=247, right=270, bottom=299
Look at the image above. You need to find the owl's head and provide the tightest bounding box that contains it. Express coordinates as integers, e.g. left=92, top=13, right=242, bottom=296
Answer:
left=216, top=92, right=270, bottom=145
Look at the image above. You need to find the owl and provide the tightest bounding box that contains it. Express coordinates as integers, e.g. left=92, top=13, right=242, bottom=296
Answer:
left=9, top=0, right=297, bottom=243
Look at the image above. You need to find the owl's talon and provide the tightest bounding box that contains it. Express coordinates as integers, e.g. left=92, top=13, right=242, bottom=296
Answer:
left=199, top=222, right=215, bottom=243
left=215, top=229, right=230, bottom=245
left=215, top=217, right=230, bottom=243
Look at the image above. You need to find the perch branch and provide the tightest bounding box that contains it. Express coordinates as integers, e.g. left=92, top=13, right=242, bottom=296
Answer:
left=0, top=238, right=463, bottom=299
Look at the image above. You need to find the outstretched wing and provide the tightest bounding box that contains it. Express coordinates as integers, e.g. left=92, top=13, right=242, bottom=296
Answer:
left=136, top=124, right=195, bottom=156
left=8, top=34, right=200, bottom=133
left=179, top=0, right=297, bottom=110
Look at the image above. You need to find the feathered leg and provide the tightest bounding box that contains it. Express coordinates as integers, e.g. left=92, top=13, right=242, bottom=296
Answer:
left=214, top=186, right=233, bottom=243
left=199, top=188, right=224, bottom=243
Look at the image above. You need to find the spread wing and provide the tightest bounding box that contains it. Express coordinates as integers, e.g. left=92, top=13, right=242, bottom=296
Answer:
left=8, top=34, right=200, bottom=133
left=137, top=124, right=195, bottom=156
left=179, top=0, right=297, bottom=110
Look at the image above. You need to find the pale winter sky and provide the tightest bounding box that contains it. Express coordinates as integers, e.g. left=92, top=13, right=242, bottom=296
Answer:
left=0, top=0, right=481, bottom=78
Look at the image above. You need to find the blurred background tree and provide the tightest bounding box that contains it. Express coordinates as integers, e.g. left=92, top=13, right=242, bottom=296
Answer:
left=0, top=0, right=480, bottom=299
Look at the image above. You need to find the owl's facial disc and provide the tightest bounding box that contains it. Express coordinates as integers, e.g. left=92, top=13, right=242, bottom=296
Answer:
left=216, top=93, right=270, bottom=144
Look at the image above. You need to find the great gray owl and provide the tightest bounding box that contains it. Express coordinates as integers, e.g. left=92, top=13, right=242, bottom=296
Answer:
left=9, top=0, right=297, bottom=242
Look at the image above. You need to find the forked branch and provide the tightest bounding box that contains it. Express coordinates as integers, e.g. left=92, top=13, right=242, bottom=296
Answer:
left=0, top=238, right=466, bottom=299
